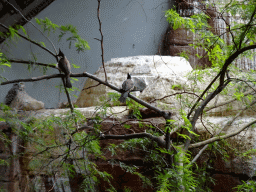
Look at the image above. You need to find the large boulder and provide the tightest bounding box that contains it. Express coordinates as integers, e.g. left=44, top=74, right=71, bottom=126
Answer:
left=4, top=83, right=44, bottom=111
left=75, top=55, right=192, bottom=107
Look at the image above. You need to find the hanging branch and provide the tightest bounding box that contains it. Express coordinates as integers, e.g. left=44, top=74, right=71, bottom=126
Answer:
left=0, top=23, right=56, bottom=58
left=96, top=0, right=108, bottom=82
left=8, top=59, right=57, bottom=68
left=5, top=0, right=58, bottom=55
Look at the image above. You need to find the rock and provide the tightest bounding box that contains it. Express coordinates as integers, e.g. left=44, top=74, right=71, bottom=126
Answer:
left=168, top=45, right=211, bottom=69
left=0, top=121, right=22, bottom=192
left=166, top=26, right=194, bottom=46
left=75, top=55, right=192, bottom=107
left=211, top=174, right=242, bottom=192
left=4, top=83, right=45, bottom=110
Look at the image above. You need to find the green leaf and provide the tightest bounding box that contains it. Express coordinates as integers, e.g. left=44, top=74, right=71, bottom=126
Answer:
left=0, top=117, right=6, bottom=122
left=39, top=41, right=46, bottom=47
left=20, top=26, right=27, bottom=36
left=124, top=124, right=131, bottom=129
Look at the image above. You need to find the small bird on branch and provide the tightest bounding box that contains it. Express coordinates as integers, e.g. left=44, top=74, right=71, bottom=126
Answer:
left=57, top=49, right=72, bottom=88
left=4, top=83, right=23, bottom=106
left=119, top=73, right=134, bottom=103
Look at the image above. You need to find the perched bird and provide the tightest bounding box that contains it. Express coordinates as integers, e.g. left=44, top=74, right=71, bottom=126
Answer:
left=57, top=49, right=72, bottom=88
left=119, top=73, right=134, bottom=103
left=132, top=77, right=147, bottom=93
left=4, top=83, right=24, bottom=106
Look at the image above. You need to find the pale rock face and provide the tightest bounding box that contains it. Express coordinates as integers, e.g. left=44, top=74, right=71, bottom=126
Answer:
left=5, top=83, right=45, bottom=111
left=75, top=55, right=192, bottom=107
left=9, top=91, right=45, bottom=110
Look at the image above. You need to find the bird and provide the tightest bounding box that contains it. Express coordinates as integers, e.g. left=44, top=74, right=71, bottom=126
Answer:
left=118, top=73, right=134, bottom=103
left=57, top=49, right=72, bottom=88
left=4, top=83, right=24, bottom=106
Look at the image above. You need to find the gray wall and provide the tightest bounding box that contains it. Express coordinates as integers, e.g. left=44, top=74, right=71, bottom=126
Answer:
left=0, top=0, right=172, bottom=108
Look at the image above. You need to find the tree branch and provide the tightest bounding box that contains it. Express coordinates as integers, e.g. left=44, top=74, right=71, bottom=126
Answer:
left=96, top=0, right=107, bottom=82
left=184, top=119, right=256, bottom=149
left=0, top=23, right=56, bottom=58
left=5, top=0, right=58, bottom=55
left=8, top=59, right=57, bottom=68
left=99, top=132, right=166, bottom=147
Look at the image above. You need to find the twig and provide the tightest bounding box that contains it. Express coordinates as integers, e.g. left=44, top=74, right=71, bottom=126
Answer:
left=5, top=0, right=58, bottom=55
left=0, top=23, right=56, bottom=58
left=205, top=89, right=255, bottom=113
left=100, top=132, right=166, bottom=147
left=82, top=82, right=101, bottom=91
left=190, top=98, right=256, bottom=164
left=8, top=59, right=57, bottom=68
left=183, top=119, right=256, bottom=149
left=1, top=73, right=67, bottom=84
left=150, top=91, right=203, bottom=103
left=97, top=0, right=107, bottom=82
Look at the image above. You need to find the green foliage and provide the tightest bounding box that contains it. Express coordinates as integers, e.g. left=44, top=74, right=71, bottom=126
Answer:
left=155, top=152, right=199, bottom=192
left=0, top=52, right=11, bottom=75
left=123, top=124, right=131, bottom=129
left=240, top=149, right=256, bottom=158
left=165, top=9, right=185, bottom=30
left=165, top=9, right=209, bottom=32
left=194, top=165, right=215, bottom=192
left=124, top=186, right=132, bottom=192
left=165, top=8, right=227, bottom=68
left=0, top=159, right=9, bottom=166
left=36, top=17, right=90, bottom=53
left=106, top=92, right=121, bottom=106
left=117, top=138, right=151, bottom=152
left=233, top=91, right=244, bottom=102
left=126, top=98, right=144, bottom=119
left=8, top=26, right=20, bottom=42
left=59, top=24, right=90, bottom=53
left=0, top=104, right=114, bottom=190
left=178, top=50, right=190, bottom=61
left=180, top=110, right=199, bottom=137
left=80, top=167, right=114, bottom=192
left=234, top=180, right=256, bottom=191
left=35, top=17, right=59, bottom=34
left=171, top=84, right=182, bottom=90
left=107, top=137, right=164, bottom=186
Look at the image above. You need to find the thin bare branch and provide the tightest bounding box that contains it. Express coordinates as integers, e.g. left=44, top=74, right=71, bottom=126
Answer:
left=97, top=0, right=107, bottom=82
left=5, top=0, right=58, bottom=55
left=205, top=89, right=255, bottom=113
left=0, top=23, right=56, bottom=58
left=82, top=82, right=102, bottom=91
left=150, top=91, right=203, bottom=103
left=100, top=132, right=166, bottom=147
left=184, top=119, right=256, bottom=149
left=8, top=59, right=57, bottom=68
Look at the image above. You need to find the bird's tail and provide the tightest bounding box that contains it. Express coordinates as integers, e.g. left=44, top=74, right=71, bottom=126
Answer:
left=65, top=76, right=72, bottom=88
left=119, top=92, right=128, bottom=103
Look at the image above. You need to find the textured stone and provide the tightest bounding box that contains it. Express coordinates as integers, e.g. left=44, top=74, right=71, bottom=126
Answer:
left=75, top=55, right=192, bottom=107
left=168, top=45, right=211, bottom=69
left=9, top=91, right=45, bottom=111
left=167, top=27, right=194, bottom=46
left=4, top=83, right=44, bottom=111
left=211, top=174, right=241, bottom=192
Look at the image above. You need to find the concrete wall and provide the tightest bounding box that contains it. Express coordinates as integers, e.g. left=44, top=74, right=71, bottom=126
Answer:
left=0, top=0, right=172, bottom=108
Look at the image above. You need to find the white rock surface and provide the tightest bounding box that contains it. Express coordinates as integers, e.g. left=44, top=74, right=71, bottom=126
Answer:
left=76, top=55, right=192, bottom=107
